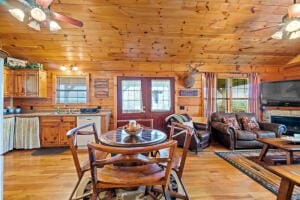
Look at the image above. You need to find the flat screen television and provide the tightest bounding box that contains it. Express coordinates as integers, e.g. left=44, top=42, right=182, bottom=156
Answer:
left=260, top=80, right=300, bottom=107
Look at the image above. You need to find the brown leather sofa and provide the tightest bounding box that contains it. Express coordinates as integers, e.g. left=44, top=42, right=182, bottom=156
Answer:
left=210, top=112, right=287, bottom=150
left=165, top=113, right=210, bottom=153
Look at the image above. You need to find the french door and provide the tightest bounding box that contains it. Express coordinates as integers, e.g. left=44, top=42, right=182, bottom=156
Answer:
left=117, top=77, right=175, bottom=131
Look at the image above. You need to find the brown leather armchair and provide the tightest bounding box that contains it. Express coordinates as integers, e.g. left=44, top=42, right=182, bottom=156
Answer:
left=210, top=112, right=287, bottom=150
left=165, top=114, right=210, bottom=153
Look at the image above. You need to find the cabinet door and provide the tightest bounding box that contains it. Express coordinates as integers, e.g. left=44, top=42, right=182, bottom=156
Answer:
left=59, top=121, right=76, bottom=145
left=40, top=117, right=61, bottom=147
left=14, top=72, right=26, bottom=97
left=40, top=123, right=60, bottom=146
left=26, top=72, right=39, bottom=97
left=4, top=68, right=12, bottom=97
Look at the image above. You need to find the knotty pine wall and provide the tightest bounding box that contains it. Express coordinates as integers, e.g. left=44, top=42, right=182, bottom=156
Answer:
left=11, top=63, right=300, bottom=129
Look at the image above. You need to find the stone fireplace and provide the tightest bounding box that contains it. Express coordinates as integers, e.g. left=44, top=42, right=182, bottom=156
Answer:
left=263, top=109, right=300, bottom=136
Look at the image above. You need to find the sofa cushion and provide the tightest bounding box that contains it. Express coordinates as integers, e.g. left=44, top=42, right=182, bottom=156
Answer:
left=235, top=130, right=257, bottom=140
left=222, top=116, right=241, bottom=130
left=241, top=116, right=260, bottom=131
left=236, top=113, right=257, bottom=129
left=254, top=130, right=276, bottom=138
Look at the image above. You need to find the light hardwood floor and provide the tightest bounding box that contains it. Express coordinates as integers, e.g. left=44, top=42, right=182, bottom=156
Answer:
left=3, top=144, right=275, bottom=200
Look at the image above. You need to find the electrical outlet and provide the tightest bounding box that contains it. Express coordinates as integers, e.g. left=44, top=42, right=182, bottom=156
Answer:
left=179, top=105, right=185, bottom=110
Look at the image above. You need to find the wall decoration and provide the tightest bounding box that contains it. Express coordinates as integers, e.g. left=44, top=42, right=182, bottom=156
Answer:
left=94, top=78, right=109, bottom=98
left=179, top=89, right=198, bottom=97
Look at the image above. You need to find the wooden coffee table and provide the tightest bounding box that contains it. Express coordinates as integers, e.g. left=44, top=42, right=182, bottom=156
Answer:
left=257, top=138, right=300, bottom=165
left=269, top=164, right=300, bottom=200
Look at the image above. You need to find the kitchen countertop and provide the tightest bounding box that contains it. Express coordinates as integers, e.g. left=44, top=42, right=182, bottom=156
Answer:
left=4, top=111, right=111, bottom=118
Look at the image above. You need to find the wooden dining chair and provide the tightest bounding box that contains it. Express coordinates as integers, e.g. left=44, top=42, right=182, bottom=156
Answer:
left=87, top=140, right=178, bottom=200
left=116, top=118, right=154, bottom=129
left=154, top=122, right=193, bottom=200
left=66, top=122, right=107, bottom=200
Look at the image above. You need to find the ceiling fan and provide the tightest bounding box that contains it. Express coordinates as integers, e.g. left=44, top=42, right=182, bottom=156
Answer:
left=1, top=0, right=83, bottom=32
left=252, top=0, right=300, bottom=40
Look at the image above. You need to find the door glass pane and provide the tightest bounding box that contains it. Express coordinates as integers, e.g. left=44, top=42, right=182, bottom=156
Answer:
left=232, top=100, right=248, bottom=112
left=151, top=80, right=171, bottom=111
left=121, top=80, right=142, bottom=113
left=232, top=78, right=248, bottom=98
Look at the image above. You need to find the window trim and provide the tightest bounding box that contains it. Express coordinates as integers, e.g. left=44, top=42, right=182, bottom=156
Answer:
left=53, top=74, right=89, bottom=105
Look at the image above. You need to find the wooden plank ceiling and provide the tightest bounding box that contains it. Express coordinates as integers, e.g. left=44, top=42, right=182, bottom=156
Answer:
left=1, top=0, right=300, bottom=71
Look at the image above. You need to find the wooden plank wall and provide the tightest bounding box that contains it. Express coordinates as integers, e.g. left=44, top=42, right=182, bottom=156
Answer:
left=11, top=63, right=300, bottom=129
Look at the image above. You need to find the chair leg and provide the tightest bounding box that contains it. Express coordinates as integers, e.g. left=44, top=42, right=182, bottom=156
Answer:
left=69, top=178, right=82, bottom=200
left=162, top=185, right=171, bottom=200
left=91, top=192, right=98, bottom=200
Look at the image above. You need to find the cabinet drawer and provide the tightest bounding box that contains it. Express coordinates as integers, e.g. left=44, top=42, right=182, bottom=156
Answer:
left=62, top=116, right=76, bottom=122
left=40, top=116, right=61, bottom=123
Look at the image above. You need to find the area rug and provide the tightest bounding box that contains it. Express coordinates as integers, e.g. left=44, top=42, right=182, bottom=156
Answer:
left=74, top=170, right=184, bottom=200
left=31, top=147, right=69, bottom=156
left=215, top=149, right=300, bottom=200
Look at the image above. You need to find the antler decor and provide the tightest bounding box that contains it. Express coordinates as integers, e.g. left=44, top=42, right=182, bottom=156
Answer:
left=183, top=63, right=204, bottom=88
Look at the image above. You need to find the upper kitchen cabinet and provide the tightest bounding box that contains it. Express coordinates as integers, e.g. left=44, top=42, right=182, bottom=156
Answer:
left=4, top=67, right=13, bottom=97
left=13, top=69, right=47, bottom=98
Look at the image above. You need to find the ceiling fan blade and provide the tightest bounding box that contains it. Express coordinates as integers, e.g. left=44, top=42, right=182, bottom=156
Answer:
left=52, top=12, right=83, bottom=27
left=250, top=25, right=278, bottom=32
left=36, top=0, right=54, bottom=8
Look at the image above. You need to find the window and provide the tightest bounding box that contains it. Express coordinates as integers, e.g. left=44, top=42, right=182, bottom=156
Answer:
left=121, top=80, right=142, bottom=113
left=56, top=76, right=88, bottom=104
left=216, top=77, right=249, bottom=112
left=151, top=80, right=171, bottom=112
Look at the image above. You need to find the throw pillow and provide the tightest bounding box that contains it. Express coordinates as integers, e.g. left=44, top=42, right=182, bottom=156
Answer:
left=241, top=116, right=260, bottom=131
left=222, top=117, right=240, bottom=129
left=182, top=120, right=194, bottom=128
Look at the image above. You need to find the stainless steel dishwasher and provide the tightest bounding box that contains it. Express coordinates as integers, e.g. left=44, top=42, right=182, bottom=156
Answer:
left=76, top=115, right=101, bottom=149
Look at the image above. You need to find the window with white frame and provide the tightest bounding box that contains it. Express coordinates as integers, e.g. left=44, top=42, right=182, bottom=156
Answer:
left=151, top=80, right=171, bottom=112
left=56, top=76, right=87, bottom=104
left=121, top=80, right=143, bottom=113
left=216, top=77, right=249, bottom=112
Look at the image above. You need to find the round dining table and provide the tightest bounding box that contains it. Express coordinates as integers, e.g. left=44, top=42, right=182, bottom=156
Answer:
left=99, top=128, right=167, bottom=147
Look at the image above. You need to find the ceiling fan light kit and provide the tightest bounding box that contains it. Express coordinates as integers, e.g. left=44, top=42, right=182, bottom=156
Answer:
left=28, top=20, right=40, bottom=31
left=30, top=7, right=46, bottom=21
left=2, top=0, right=83, bottom=32
left=49, top=20, right=61, bottom=32
left=285, top=19, right=300, bottom=32
left=271, top=29, right=284, bottom=40
left=288, top=3, right=300, bottom=18
left=8, top=8, right=25, bottom=22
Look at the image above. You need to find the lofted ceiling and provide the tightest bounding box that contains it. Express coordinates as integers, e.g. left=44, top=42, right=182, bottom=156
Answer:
left=1, top=0, right=300, bottom=71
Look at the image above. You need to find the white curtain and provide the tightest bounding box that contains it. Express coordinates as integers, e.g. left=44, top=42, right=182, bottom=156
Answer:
left=3, top=117, right=15, bottom=153
left=15, top=117, right=40, bottom=149
left=204, top=72, right=217, bottom=118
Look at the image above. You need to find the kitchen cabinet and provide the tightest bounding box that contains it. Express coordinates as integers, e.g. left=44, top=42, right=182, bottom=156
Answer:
left=40, top=116, right=76, bottom=147
left=13, top=69, right=47, bottom=98
left=4, top=67, right=13, bottom=97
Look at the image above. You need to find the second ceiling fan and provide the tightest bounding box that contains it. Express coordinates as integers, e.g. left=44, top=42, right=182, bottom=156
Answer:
left=2, top=0, right=83, bottom=32
left=252, top=0, right=300, bottom=40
